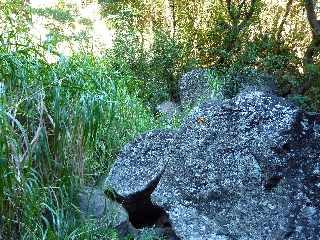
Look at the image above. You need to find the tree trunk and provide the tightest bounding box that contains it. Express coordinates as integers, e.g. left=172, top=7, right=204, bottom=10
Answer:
left=297, top=0, right=320, bottom=94
left=298, top=36, right=320, bottom=93
left=276, top=0, right=294, bottom=42
left=169, top=0, right=177, bottom=39
left=218, top=0, right=257, bottom=65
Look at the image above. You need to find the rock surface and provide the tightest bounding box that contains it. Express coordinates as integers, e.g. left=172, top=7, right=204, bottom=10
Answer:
left=156, top=101, right=180, bottom=123
left=105, top=90, right=320, bottom=240
left=179, top=68, right=214, bottom=106
left=79, top=187, right=137, bottom=237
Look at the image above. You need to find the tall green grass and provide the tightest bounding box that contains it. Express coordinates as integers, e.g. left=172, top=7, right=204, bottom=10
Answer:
left=0, top=48, right=160, bottom=239
left=0, top=1, right=172, bottom=238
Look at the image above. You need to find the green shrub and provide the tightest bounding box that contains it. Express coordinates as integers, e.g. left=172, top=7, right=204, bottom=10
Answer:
left=111, top=28, right=186, bottom=107
left=0, top=48, right=160, bottom=239
left=0, top=2, right=165, bottom=237
left=0, top=14, right=176, bottom=234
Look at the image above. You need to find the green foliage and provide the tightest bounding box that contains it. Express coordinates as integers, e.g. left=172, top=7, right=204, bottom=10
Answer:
left=100, top=0, right=265, bottom=103
left=99, top=0, right=320, bottom=110
left=111, top=28, right=184, bottom=106
left=0, top=0, right=33, bottom=52
left=206, top=69, right=221, bottom=95
left=0, top=46, right=161, bottom=238
left=32, top=7, right=75, bottom=23
left=0, top=1, right=163, bottom=239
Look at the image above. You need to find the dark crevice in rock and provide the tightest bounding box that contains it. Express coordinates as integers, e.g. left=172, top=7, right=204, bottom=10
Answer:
left=272, top=143, right=291, bottom=155
left=283, top=202, right=302, bottom=240
left=306, top=112, right=320, bottom=124
left=304, top=174, right=320, bottom=208
left=283, top=230, right=294, bottom=239
left=264, top=176, right=283, bottom=191
left=124, top=193, right=166, bottom=228
left=123, top=171, right=165, bottom=228
left=107, top=171, right=180, bottom=239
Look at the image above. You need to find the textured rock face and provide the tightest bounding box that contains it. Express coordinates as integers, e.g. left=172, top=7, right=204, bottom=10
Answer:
left=79, top=187, right=137, bottom=237
left=156, top=101, right=180, bottom=123
left=107, top=130, right=176, bottom=198
left=105, top=90, right=320, bottom=240
left=179, top=69, right=213, bottom=106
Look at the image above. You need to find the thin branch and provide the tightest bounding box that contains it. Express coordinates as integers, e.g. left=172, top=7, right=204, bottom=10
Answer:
left=238, top=0, right=257, bottom=30
left=226, top=0, right=236, bottom=21
left=296, top=0, right=320, bottom=93
left=276, top=0, right=294, bottom=41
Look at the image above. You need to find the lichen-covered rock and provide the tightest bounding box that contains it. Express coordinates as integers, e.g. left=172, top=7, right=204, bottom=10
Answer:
left=179, top=68, right=214, bottom=106
left=156, top=101, right=179, bottom=122
left=105, top=90, right=320, bottom=240
left=79, top=187, right=137, bottom=237
left=106, top=130, right=176, bottom=198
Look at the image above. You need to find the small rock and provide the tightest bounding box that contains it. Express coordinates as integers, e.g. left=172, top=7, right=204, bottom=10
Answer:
left=156, top=101, right=179, bottom=122
left=79, top=187, right=137, bottom=238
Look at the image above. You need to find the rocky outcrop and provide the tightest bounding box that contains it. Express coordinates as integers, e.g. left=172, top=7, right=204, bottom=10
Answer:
left=178, top=68, right=277, bottom=107
left=179, top=68, right=214, bottom=106
left=105, top=89, right=320, bottom=240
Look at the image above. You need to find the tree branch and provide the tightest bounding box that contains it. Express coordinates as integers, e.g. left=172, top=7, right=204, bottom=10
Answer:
left=276, top=0, right=294, bottom=41
left=226, top=0, right=236, bottom=21
left=304, top=0, right=320, bottom=36
left=296, top=0, right=320, bottom=93
left=238, top=0, right=257, bottom=30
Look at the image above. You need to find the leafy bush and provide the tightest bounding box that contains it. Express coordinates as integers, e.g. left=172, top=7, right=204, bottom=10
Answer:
left=2, top=0, right=320, bottom=239
left=111, top=28, right=184, bottom=107
left=0, top=2, right=161, bottom=238
left=0, top=45, right=161, bottom=238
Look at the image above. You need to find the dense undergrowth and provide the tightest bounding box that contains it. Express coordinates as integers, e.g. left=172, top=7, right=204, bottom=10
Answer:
left=1, top=0, right=320, bottom=239
left=101, top=0, right=320, bottom=111
left=0, top=50, right=165, bottom=239
left=0, top=2, right=165, bottom=239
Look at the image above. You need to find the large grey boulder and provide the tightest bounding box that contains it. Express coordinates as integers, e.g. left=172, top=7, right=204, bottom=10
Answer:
left=179, top=68, right=277, bottom=107
left=105, top=90, right=320, bottom=240
left=179, top=68, right=214, bottom=106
